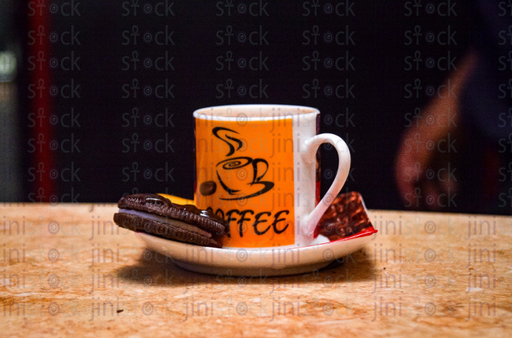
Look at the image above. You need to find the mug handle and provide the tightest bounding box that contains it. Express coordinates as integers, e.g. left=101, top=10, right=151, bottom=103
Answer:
left=302, top=133, right=351, bottom=236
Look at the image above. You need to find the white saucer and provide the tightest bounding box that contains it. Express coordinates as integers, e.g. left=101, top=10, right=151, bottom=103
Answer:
left=135, top=227, right=377, bottom=276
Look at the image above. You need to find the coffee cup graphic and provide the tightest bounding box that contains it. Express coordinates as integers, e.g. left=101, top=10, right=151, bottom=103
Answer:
left=216, top=157, right=274, bottom=200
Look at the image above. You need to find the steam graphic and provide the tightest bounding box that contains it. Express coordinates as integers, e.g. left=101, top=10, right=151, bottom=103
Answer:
left=212, top=127, right=244, bottom=156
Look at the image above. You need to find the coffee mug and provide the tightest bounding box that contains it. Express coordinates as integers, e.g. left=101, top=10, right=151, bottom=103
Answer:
left=194, top=104, right=350, bottom=248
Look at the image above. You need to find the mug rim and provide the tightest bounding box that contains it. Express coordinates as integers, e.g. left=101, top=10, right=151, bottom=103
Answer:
left=193, top=104, right=319, bottom=121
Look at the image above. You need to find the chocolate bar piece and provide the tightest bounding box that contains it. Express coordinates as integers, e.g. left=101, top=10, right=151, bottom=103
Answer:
left=318, top=192, right=372, bottom=240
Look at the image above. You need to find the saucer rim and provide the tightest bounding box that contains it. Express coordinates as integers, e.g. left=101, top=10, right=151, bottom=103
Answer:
left=136, top=226, right=377, bottom=253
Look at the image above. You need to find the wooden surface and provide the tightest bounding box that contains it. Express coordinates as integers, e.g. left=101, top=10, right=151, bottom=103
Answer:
left=1, top=204, right=511, bottom=337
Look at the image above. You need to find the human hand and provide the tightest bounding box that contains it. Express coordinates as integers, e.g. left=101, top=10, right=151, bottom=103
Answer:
left=394, top=52, right=476, bottom=210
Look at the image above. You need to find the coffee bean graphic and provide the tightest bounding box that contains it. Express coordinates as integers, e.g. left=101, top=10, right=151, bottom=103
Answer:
left=200, top=181, right=217, bottom=196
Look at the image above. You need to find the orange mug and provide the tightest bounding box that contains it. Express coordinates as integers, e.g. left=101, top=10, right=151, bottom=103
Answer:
left=194, top=104, right=351, bottom=248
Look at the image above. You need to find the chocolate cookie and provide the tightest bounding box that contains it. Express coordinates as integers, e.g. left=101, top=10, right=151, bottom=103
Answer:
left=113, top=194, right=226, bottom=248
left=318, top=192, right=372, bottom=241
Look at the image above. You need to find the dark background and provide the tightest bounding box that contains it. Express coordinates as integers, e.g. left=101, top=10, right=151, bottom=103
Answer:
left=4, top=0, right=509, bottom=214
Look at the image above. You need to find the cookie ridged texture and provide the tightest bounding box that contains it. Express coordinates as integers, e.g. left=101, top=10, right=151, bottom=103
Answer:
left=118, top=193, right=225, bottom=236
left=114, top=213, right=222, bottom=248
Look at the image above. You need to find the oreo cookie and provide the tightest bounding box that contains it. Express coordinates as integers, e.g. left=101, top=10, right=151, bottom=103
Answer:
left=113, top=194, right=226, bottom=248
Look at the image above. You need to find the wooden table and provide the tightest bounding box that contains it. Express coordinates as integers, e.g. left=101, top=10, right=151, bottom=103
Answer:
left=1, top=204, right=511, bottom=337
